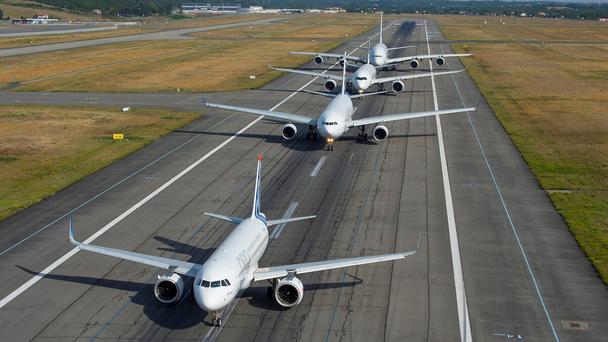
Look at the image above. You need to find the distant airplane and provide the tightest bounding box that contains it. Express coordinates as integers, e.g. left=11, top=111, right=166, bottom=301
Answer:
left=270, top=38, right=465, bottom=94
left=69, top=155, right=420, bottom=326
left=204, top=54, right=475, bottom=150
left=290, top=12, right=470, bottom=69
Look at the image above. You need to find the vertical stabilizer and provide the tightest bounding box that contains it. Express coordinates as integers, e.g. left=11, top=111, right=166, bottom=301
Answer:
left=341, top=52, right=347, bottom=95
left=252, top=154, right=264, bottom=221
left=367, top=37, right=371, bottom=63
left=379, top=12, right=383, bottom=45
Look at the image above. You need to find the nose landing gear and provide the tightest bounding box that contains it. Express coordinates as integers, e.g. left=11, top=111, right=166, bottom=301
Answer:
left=211, top=310, right=222, bottom=326
left=326, top=138, right=335, bottom=151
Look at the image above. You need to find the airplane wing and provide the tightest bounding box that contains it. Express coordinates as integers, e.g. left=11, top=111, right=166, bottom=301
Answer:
left=348, top=107, right=475, bottom=128
left=253, top=250, right=417, bottom=281
left=374, top=69, right=464, bottom=85
left=69, top=224, right=200, bottom=277
left=269, top=65, right=340, bottom=81
left=387, top=53, right=471, bottom=64
left=203, top=97, right=317, bottom=126
left=289, top=51, right=367, bottom=64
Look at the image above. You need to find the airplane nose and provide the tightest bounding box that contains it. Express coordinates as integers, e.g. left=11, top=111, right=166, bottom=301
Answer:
left=195, top=288, right=224, bottom=312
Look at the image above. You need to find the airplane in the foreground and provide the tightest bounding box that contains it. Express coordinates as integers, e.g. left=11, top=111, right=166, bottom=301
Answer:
left=69, top=155, right=420, bottom=326
left=204, top=54, right=475, bottom=150
left=290, top=13, right=470, bottom=69
left=270, top=39, right=465, bottom=94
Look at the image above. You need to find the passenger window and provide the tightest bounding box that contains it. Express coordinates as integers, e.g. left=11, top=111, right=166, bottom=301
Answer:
left=201, top=280, right=210, bottom=288
left=225, top=279, right=231, bottom=286
left=211, top=281, right=221, bottom=288
left=221, top=280, right=227, bottom=286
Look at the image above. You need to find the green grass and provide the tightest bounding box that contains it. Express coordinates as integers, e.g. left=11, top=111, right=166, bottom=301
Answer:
left=0, top=105, right=200, bottom=221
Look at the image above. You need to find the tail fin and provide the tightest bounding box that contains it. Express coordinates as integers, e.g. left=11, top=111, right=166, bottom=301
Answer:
left=367, top=37, right=371, bottom=63
left=341, top=52, right=347, bottom=95
left=379, top=12, right=383, bottom=45
left=252, top=153, right=264, bottom=220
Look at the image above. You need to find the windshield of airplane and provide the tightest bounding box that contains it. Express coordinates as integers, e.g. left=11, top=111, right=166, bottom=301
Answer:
left=356, top=77, right=367, bottom=81
left=324, top=121, right=338, bottom=125
left=200, top=278, right=231, bottom=288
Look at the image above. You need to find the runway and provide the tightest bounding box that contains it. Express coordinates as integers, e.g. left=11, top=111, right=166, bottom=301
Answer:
left=0, top=17, right=282, bottom=58
left=0, top=19, right=605, bottom=342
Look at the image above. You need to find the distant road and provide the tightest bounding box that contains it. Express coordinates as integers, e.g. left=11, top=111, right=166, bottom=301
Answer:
left=0, top=17, right=283, bottom=58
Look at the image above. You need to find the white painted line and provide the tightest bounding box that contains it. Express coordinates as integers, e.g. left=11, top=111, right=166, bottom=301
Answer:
left=425, top=19, right=473, bottom=342
left=439, top=44, right=560, bottom=342
left=310, top=156, right=327, bottom=177
left=0, top=29, right=379, bottom=311
left=270, top=202, right=299, bottom=239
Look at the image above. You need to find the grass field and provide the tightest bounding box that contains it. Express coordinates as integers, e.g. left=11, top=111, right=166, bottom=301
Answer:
left=0, top=105, right=200, bottom=220
left=0, top=1, right=93, bottom=20
left=0, top=14, right=376, bottom=92
left=434, top=15, right=608, bottom=282
left=0, top=28, right=149, bottom=49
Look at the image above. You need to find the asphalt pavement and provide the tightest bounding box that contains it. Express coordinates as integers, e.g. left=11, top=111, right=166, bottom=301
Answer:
left=0, top=19, right=605, bottom=342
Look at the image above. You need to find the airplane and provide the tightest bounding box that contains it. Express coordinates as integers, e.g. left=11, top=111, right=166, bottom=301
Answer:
left=270, top=38, right=465, bottom=94
left=290, top=13, right=470, bottom=69
left=204, top=53, right=476, bottom=151
left=68, top=155, right=420, bottom=326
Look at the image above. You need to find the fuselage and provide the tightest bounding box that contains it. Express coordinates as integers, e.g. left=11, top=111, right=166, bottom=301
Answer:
left=351, top=63, right=377, bottom=93
left=369, top=43, right=388, bottom=67
left=193, top=216, right=269, bottom=312
left=315, top=94, right=354, bottom=142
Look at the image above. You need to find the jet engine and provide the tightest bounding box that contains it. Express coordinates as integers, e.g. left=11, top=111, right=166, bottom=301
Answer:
left=324, top=79, right=337, bottom=92
left=154, top=273, right=184, bottom=304
left=436, top=57, right=445, bottom=66
left=274, top=275, right=304, bottom=307
left=282, top=123, right=297, bottom=140
left=314, top=55, right=324, bottom=64
left=391, top=80, right=405, bottom=93
left=409, top=59, right=419, bottom=69
left=373, top=125, right=389, bottom=141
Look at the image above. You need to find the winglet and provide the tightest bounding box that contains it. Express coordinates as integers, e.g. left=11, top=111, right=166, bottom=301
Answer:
left=252, top=154, right=264, bottom=220
left=416, top=231, right=422, bottom=250
left=341, top=51, right=347, bottom=95
left=258, top=153, right=263, bottom=161
left=267, top=64, right=274, bottom=70
left=68, top=218, right=78, bottom=246
left=201, top=96, right=208, bottom=106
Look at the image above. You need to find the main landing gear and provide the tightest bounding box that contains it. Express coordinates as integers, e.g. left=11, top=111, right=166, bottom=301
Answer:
left=211, top=310, right=222, bottom=326
left=357, top=125, right=368, bottom=141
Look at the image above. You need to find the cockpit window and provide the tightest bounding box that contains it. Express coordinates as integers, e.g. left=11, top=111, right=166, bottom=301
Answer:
left=356, top=77, right=367, bottom=81
left=201, top=280, right=210, bottom=288
left=210, top=281, right=221, bottom=288
left=323, top=121, right=338, bottom=126
left=225, top=279, right=231, bottom=286
left=221, top=280, right=228, bottom=286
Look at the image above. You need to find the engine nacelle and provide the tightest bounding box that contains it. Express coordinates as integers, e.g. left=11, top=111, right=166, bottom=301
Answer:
left=373, top=125, right=389, bottom=141
left=282, top=123, right=297, bottom=140
left=324, top=79, right=337, bottom=92
left=409, top=59, right=419, bottom=69
left=436, top=57, right=445, bottom=66
left=274, top=275, right=304, bottom=307
left=314, top=55, right=323, bottom=64
left=154, top=273, right=184, bottom=304
left=391, top=80, right=405, bottom=93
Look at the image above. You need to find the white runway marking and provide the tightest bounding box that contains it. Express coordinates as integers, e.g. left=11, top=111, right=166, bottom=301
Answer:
left=425, top=19, right=473, bottom=342
left=439, top=44, right=560, bottom=342
left=310, top=156, right=327, bottom=177
left=0, top=29, right=379, bottom=315
left=270, top=202, right=299, bottom=239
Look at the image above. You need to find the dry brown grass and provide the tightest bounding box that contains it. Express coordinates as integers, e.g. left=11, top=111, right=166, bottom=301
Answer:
left=0, top=2, right=93, bottom=20
left=0, top=14, right=373, bottom=92
left=0, top=28, right=148, bottom=49
left=435, top=15, right=608, bottom=282
left=435, top=15, right=608, bottom=42
left=0, top=105, right=199, bottom=220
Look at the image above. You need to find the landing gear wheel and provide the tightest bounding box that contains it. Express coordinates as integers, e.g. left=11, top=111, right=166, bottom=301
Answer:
left=306, top=132, right=312, bottom=141
left=363, top=133, right=368, bottom=141
left=216, top=318, right=222, bottom=327
left=211, top=311, right=222, bottom=326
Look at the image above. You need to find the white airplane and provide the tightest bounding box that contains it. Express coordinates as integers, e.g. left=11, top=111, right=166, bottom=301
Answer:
left=290, top=13, right=470, bottom=69
left=69, top=155, right=420, bottom=326
left=270, top=39, right=465, bottom=94
left=204, top=54, right=475, bottom=150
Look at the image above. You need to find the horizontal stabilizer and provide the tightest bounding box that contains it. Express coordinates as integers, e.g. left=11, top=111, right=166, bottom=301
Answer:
left=267, top=215, right=316, bottom=227
left=204, top=212, right=243, bottom=225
